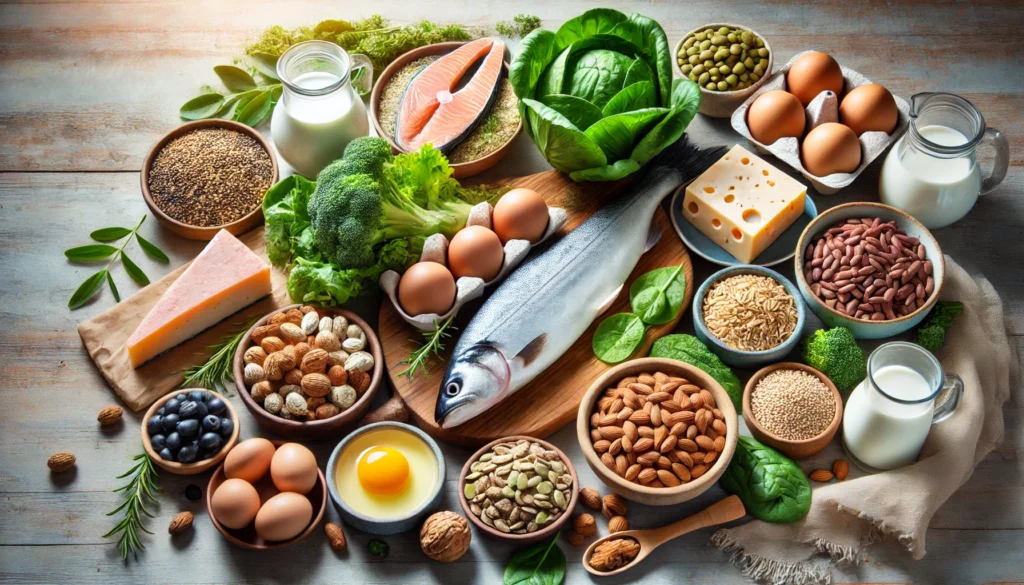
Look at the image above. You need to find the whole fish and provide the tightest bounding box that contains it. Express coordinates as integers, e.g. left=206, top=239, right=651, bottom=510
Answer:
left=435, top=139, right=726, bottom=428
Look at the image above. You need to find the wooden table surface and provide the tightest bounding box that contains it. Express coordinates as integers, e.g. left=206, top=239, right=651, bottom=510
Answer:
left=1, top=1, right=1021, bottom=584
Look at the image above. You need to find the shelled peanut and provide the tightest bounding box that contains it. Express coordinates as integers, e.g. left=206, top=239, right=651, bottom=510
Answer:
left=242, top=306, right=375, bottom=422
left=588, top=371, right=727, bottom=487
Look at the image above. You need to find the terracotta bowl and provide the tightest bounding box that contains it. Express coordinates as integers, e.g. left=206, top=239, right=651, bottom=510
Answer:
left=674, top=23, right=774, bottom=118
left=141, top=389, right=240, bottom=475
left=233, top=304, right=383, bottom=441
left=458, top=435, right=579, bottom=544
left=141, top=119, right=278, bottom=240
left=576, top=358, right=738, bottom=505
left=743, top=362, right=843, bottom=459
left=369, top=41, right=522, bottom=179
left=206, top=440, right=327, bottom=549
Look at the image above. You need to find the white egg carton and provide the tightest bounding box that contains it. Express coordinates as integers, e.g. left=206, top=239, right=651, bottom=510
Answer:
left=380, top=201, right=567, bottom=331
left=730, top=50, right=911, bottom=194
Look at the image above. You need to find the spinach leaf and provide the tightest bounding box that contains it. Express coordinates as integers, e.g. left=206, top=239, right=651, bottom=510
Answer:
left=720, top=436, right=812, bottom=524
left=629, top=78, right=701, bottom=166
left=593, top=313, right=645, bottom=363
left=569, top=159, right=639, bottom=182
left=649, top=334, right=742, bottom=410
left=584, top=107, right=667, bottom=162
left=626, top=13, right=673, bottom=104
left=213, top=65, right=257, bottom=93
left=504, top=533, right=566, bottom=585
left=622, top=58, right=655, bottom=91
left=630, top=263, right=686, bottom=325
left=510, top=29, right=560, bottom=99
left=539, top=94, right=604, bottom=131
left=521, top=99, right=607, bottom=174
left=602, top=81, right=657, bottom=117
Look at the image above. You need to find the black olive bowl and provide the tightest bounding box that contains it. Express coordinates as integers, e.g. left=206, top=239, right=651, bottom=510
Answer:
left=141, top=389, right=240, bottom=475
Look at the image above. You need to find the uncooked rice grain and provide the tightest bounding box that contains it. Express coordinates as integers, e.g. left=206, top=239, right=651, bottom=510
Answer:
left=702, top=274, right=797, bottom=351
left=750, top=369, right=836, bottom=440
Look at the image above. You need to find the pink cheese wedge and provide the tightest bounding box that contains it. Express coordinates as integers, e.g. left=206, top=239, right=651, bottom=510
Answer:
left=127, top=230, right=271, bottom=368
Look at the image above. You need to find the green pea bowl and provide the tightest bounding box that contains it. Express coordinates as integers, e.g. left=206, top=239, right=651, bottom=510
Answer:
left=674, top=23, right=774, bottom=118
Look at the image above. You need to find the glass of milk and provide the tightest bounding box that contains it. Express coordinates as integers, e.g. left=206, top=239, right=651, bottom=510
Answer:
left=270, top=41, right=373, bottom=178
left=842, top=341, right=963, bottom=472
left=879, top=92, right=1008, bottom=229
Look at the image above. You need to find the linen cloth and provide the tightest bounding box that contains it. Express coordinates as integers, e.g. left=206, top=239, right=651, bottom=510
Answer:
left=711, top=255, right=1017, bottom=584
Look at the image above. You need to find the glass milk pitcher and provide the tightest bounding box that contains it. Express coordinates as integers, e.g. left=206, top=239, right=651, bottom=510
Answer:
left=842, top=342, right=963, bottom=471
left=270, top=41, right=373, bottom=178
left=879, top=92, right=1008, bottom=229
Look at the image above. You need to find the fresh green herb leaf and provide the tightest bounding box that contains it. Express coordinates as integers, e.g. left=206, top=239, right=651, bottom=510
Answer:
left=65, top=244, right=118, bottom=262
left=106, top=271, right=121, bottom=302
left=214, top=65, right=257, bottom=93
left=104, top=451, right=160, bottom=562
left=66, top=215, right=157, bottom=310
left=593, top=313, right=646, bottom=363
left=234, top=90, right=273, bottom=127
left=629, top=263, right=686, bottom=325
left=181, top=322, right=253, bottom=393
left=720, top=436, right=811, bottom=524
left=90, top=227, right=132, bottom=242
left=135, top=234, right=169, bottom=264
left=504, top=533, right=566, bottom=585
left=398, top=315, right=457, bottom=381
left=68, top=270, right=108, bottom=309
left=121, top=253, right=149, bottom=287
left=179, top=93, right=227, bottom=121
left=249, top=52, right=281, bottom=81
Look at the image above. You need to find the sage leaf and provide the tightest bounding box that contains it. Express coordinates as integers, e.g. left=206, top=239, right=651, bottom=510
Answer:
left=106, top=271, right=121, bottom=302
left=122, top=253, right=150, bottom=286
left=69, top=270, right=108, bottom=309
left=249, top=52, right=281, bottom=81
left=629, top=263, right=686, bottom=325
left=214, top=65, right=257, bottom=93
left=504, top=534, right=566, bottom=585
left=65, top=244, right=117, bottom=262
left=136, top=234, right=169, bottom=264
left=179, top=93, right=227, bottom=121
left=592, top=313, right=646, bottom=364
left=90, top=227, right=132, bottom=242
left=234, top=90, right=272, bottom=127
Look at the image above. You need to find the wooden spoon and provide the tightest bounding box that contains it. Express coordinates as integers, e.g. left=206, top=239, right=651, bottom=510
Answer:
left=582, top=495, right=746, bottom=577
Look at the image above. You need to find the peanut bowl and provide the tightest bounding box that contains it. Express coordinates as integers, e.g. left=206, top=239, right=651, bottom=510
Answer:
left=576, top=358, right=738, bottom=505
left=141, top=389, right=240, bottom=475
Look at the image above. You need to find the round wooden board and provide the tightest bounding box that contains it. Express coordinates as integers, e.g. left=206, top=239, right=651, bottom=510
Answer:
left=379, top=170, right=694, bottom=447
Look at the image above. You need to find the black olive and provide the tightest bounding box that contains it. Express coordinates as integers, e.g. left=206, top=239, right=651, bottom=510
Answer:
left=161, top=413, right=180, bottom=433
left=185, top=484, right=203, bottom=501
left=177, top=418, right=200, bottom=438
left=179, top=401, right=199, bottom=419
left=202, top=415, right=221, bottom=432
left=156, top=407, right=165, bottom=416
left=200, top=432, right=222, bottom=451
left=188, top=391, right=206, bottom=403
left=166, top=432, right=182, bottom=451
left=195, top=401, right=209, bottom=419
left=177, top=444, right=198, bottom=464
left=147, top=416, right=163, bottom=437
left=207, top=397, right=226, bottom=416
left=219, top=418, right=235, bottom=438
left=164, top=398, right=181, bottom=415
left=159, top=448, right=174, bottom=461
left=151, top=434, right=167, bottom=451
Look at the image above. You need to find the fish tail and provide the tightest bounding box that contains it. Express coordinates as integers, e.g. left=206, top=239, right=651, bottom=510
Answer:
left=646, top=136, right=729, bottom=187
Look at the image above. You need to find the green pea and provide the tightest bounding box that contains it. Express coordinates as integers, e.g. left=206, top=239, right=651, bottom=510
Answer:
left=741, top=50, right=748, bottom=62
left=749, top=72, right=760, bottom=82
left=745, top=57, right=755, bottom=69
left=736, top=81, right=748, bottom=90
left=756, top=37, right=765, bottom=48
left=719, top=64, right=730, bottom=74
left=686, top=46, right=698, bottom=57
left=706, top=81, right=717, bottom=90
left=688, top=54, right=699, bottom=65
left=695, top=32, right=707, bottom=41
left=683, top=37, right=696, bottom=49
left=740, top=72, right=749, bottom=82
left=717, top=80, right=729, bottom=91
left=727, top=32, right=737, bottom=43
left=733, top=62, right=746, bottom=74
left=718, top=26, right=730, bottom=35
left=758, top=48, right=769, bottom=58
left=681, top=64, right=693, bottom=74
left=730, top=43, right=742, bottom=55
left=741, top=42, right=749, bottom=51
left=726, top=74, right=738, bottom=85
left=710, top=72, right=719, bottom=81
left=688, top=72, right=697, bottom=81
left=759, top=58, right=769, bottom=68
left=699, top=39, right=712, bottom=51
left=699, top=49, right=712, bottom=61
left=711, top=34, right=727, bottom=44
left=704, top=28, right=714, bottom=36
left=753, top=63, right=765, bottom=76
left=727, top=55, right=739, bottom=65
left=698, top=71, right=710, bottom=85
left=692, top=64, right=705, bottom=75
left=714, top=48, right=730, bottom=61
left=741, top=31, right=754, bottom=45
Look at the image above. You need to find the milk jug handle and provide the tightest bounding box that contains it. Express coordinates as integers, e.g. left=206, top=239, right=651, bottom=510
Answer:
left=349, top=53, right=374, bottom=97
left=980, top=127, right=1009, bottom=195
left=932, top=373, right=963, bottom=424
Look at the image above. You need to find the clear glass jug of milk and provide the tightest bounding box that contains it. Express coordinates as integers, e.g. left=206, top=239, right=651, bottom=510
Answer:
left=271, top=41, right=373, bottom=178
left=842, top=342, right=963, bottom=471
left=879, top=92, right=1008, bottom=229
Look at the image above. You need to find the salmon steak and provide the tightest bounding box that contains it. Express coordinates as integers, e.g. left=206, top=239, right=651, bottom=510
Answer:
left=395, top=38, right=506, bottom=153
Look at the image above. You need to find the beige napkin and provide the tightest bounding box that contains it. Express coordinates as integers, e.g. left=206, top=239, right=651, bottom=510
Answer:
left=711, top=255, right=1017, bottom=585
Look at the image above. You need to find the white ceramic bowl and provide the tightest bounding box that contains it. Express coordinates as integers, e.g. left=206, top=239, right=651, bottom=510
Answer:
left=673, top=23, right=774, bottom=118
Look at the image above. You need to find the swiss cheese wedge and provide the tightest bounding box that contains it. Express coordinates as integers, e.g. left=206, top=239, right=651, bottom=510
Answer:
left=127, top=230, right=271, bottom=368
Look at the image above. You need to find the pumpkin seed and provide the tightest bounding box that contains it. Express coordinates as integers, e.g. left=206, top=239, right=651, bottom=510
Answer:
left=464, top=484, right=476, bottom=499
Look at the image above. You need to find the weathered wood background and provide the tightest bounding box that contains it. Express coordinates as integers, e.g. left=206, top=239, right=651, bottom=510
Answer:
left=1, top=1, right=1021, bottom=584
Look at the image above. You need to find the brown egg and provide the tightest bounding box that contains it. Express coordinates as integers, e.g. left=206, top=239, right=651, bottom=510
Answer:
left=270, top=443, right=319, bottom=495
left=801, top=122, right=862, bottom=177
left=448, top=225, right=503, bottom=281
left=254, top=492, right=313, bottom=542
left=397, top=262, right=456, bottom=316
left=839, top=83, right=898, bottom=135
left=786, top=52, right=844, bottom=106
left=492, top=188, right=549, bottom=244
left=747, top=90, right=806, bottom=145
left=223, top=438, right=276, bottom=483
left=211, top=478, right=261, bottom=529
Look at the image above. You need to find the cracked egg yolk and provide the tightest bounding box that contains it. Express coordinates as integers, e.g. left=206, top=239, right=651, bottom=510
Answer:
left=357, top=446, right=410, bottom=495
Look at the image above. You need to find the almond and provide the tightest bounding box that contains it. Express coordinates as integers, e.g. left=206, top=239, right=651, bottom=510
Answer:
left=657, top=469, right=681, bottom=487
left=637, top=451, right=660, bottom=466
left=608, top=516, right=629, bottom=533
left=671, top=462, right=691, bottom=482
left=348, top=369, right=371, bottom=393
left=47, top=451, right=75, bottom=472
left=624, top=464, right=641, bottom=481
left=690, top=464, right=708, bottom=479
left=283, top=368, right=304, bottom=386
left=300, top=348, right=329, bottom=374
left=97, top=405, right=123, bottom=426
left=833, top=459, right=849, bottom=481
left=810, top=469, right=835, bottom=482
left=567, top=530, right=586, bottom=547
left=637, top=467, right=657, bottom=484
left=580, top=487, right=602, bottom=511
left=168, top=511, right=194, bottom=534
left=631, top=437, right=654, bottom=453
left=659, top=435, right=678, bottom=453
left=573, top=513, right=597, bottom=536
left=695, top=436, right=715, bottom=451
left=268, top=312, right=288, bottom=326
left=327, top=365, right=348, bottom=386
left=676, top=438, right=698, bottom=453
left=301, top=373, right=331, bottom=397
left=250, top=324, right=280, bottom=345
left=598, top=426, right=625, bottom=441
left=279, top=322, right=306, bottom=343
left=602, top=494, right=627, bottom=518
left=325, top=522, right=347, bottom=552
left=260, top=335, right=286, bottom=354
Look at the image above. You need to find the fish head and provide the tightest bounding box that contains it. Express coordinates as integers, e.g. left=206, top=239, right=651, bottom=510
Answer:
left=435, top=343, right=510, bottom=429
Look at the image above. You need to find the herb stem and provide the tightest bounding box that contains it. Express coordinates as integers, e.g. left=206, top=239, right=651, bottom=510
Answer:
left=103, top=215, right=147, bottom=273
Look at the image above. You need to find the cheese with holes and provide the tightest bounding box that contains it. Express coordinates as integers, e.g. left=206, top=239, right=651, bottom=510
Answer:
left=683, top=145, right=806, bottom=263
left=127, top=230, right=271, bottom=368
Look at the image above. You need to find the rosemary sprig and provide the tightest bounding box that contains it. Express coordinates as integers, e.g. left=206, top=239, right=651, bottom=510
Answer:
left=103, top=451, right=160, bottom=563
left=398, top=315, right=457, bottom=381
left=181, top=321, right=254, bottom=393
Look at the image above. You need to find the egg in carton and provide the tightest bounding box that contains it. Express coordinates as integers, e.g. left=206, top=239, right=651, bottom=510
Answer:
left=730, top=50, right=911, bottom=194
left=380, top=200, right=567, bottom=331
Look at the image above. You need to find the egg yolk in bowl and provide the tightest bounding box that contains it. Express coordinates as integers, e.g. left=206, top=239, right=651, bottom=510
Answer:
left=357, top=447, right=410, bottom=495
left=335, top=428, right=438, bottom=520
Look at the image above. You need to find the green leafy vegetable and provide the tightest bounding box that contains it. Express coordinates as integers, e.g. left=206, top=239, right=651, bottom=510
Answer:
left=496, top=14, right=542, bottom=38
left=629, top=263, right=686, bottom=325
left=213, top=65, right=257, bottom=93
left=649, top=334, right=742, bottom=410
left=504, top=533, right=566, bottom=585
left=915, top=301, right=964, bottom=352
left=398, top=315, right=457, bottom=381
left=720, top=436, right=811, bottom=524
left=593, top=313, right=646, bottom=363
left=802, top=327, right=866, bottom=393
left=65, top=244, right=117, bottom=262
left=90, top=227, right=133, bottom=242
left=181, top=322, right=253, bottom=393
left=69, top=270, right=109, bottom=310
left=104, top=451, right=160, bottom=562
left=136, top=235, right=170, bottom=263
left=121, top=253, right=149, bottom=286
left=179, top=93, right=229, bottom=121
left=510, top=9, right=701, bottom=182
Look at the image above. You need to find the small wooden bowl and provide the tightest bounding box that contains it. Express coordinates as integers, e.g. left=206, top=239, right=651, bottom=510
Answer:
left=234, top=304, right=383, bottom=441
left=141, top=389, right=240, bottom=475
left=206, top=440, right=327, bottom=549
left=576, top=358, right=738, bottom=505
left=743, top=362, right=843, bottom=459
left=141, top=119, right=278, bottom=241
left=674, top=23, right=774, bottom=118
left=458, top=436, right=579, bottom=544
left=369, top=41, right=522, bottom=179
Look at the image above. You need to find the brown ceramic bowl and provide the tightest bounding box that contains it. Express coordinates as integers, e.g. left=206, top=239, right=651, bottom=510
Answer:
left=458, top=436, right=579, bottom=544
left=743, top=362, right=843, bottom=459
left=370, top=41, right=522, bottom=179
left=141, top=389, right=240, bottom=475
left=234, top=304, right=383, bottom=441
left=576, top=358, right=738, bottom=505
left=674, top=23, right=774, bottom=118
left=141, top=119, right=278, bottom=240
left=206, top=440, right=327, bottom=549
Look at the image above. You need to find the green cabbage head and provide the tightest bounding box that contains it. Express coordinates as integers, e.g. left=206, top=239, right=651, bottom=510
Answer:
left=510, top=9, right=701, bottom=182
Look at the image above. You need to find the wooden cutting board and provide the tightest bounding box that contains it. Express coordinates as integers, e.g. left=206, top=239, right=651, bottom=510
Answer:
left=380, top=170, right=694, bottom=447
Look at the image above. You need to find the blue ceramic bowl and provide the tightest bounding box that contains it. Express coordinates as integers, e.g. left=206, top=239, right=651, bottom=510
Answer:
left=693, top=265, right=806, bottom=368
left=793, top=202, right=944, bottom=339
left=326, top=422, right=445, bottom=535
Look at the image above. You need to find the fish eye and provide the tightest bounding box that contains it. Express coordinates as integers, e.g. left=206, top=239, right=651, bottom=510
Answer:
left=445, top=382, right=460, bottom=397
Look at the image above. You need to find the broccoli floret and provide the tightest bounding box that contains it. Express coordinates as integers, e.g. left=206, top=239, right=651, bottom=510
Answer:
left=336, top=136, right=395, bottom=177
left=915, top=301, right=963, bottom=352
left=802, top=327, right=866, bottom=393
left=916, top=325, right=947, bottom=352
